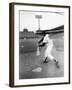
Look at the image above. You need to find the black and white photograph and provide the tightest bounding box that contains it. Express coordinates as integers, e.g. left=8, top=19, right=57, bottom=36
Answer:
left=9, top=3, right=70, bottom=87
left=19, top=10, right=64, bottom=79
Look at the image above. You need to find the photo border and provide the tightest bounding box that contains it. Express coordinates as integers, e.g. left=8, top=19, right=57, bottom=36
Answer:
left=9, top=2, right=70, bottom=87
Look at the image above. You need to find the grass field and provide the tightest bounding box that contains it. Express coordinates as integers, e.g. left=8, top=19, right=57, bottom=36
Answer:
left=19, top=33, right=64, bottom=79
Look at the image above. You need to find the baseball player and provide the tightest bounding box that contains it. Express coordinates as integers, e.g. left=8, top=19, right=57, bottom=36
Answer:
left=38, top=34, right=59, bottom=68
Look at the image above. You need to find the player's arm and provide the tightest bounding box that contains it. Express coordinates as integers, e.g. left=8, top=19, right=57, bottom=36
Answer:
left=39, top=42, right=46, bottom=47
left=38, top=37, right=44, bottom=44
left=38, top=37, right=45, bottom=47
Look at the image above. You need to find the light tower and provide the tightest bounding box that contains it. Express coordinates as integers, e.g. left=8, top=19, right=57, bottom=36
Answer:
left=35, top=15, right=42, bottom=30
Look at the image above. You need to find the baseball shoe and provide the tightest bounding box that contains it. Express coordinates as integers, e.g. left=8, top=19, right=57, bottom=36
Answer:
left=54, top=59, right=60, bottom=68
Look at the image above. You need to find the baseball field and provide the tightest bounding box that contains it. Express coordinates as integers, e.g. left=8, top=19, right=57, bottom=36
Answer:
left=19, top=33, right=64, bottom=79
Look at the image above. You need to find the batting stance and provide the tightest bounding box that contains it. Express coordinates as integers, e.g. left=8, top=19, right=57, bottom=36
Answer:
left=38, top=34, right=59, bottom=68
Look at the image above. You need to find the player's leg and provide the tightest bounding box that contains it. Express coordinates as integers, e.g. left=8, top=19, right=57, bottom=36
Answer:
left=43, top=46, right=51, bottom=63
left=53, top=59, right=60, bottom=68
left=47, top=54, right=60, bottom=68
left=48, top=45, right=60, bottom=68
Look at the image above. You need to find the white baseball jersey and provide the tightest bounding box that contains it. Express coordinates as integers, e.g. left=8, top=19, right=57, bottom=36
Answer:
left=43, top=34, right=54, bottom=60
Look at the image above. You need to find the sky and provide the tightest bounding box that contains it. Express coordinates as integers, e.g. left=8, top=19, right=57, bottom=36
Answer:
left=20, top=10, right=64, bottom=32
